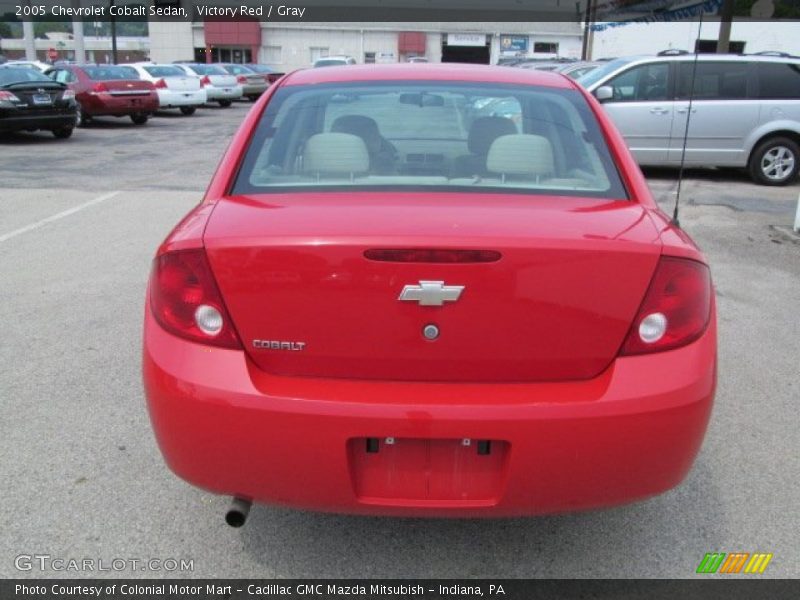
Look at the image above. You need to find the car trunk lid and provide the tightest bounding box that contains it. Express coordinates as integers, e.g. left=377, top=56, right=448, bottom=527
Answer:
left=204, top=193, right=662, bottom=382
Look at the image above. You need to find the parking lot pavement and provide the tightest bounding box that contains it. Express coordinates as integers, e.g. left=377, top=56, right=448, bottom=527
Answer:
left=1, top=104, right=798, bottom=578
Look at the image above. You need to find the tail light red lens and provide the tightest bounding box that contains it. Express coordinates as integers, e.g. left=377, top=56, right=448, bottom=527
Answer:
left=621, top=256, right=712, bottom=355
left=91, top=82, right=108, bottom=93
left=199, top=75, right=211, bottom=87
left=154, top=78, right=168, bottom=89
left=0, top=90, right=21, bottom=101
left=149, top=249, right=241, bottom=349
left=236, top=75, right=248, bottom=83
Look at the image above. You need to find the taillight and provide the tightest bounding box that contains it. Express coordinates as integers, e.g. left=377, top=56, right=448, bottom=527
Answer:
left=91, top=82, right=108, bottom=93
left=154, top=78, right=167, bottom=89
left=149, top=249, right=241, bottom=349
left=199, top=75, right=211, bottom=87
left=236, top=75, right=247, bottom=84
left=620, top=256, right=712, bottom=355
left=0, top=90, right=21, bottom=102
left=62, top=89, right=75, bottom=100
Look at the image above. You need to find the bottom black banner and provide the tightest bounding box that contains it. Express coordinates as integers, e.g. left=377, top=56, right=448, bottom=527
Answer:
left=3, top=579, right=799, bottom=600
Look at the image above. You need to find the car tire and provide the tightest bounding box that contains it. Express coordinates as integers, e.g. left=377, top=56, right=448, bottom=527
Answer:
left=52, top=127, right=73, bottom=139
left=130, top=113, right=148, bottom=125
left=218, top=99, right=233, bottom=108
left=179, top=106, right=197, bottom=116
left=748, top=136, right=800, bottom=186
left=75, top=103, right=90, bottom=127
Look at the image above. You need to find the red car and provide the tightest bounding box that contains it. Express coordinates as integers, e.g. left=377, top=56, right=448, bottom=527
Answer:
left=143, top=64, right=716, bottom=525
left=46, top=64, right=158, bottom=126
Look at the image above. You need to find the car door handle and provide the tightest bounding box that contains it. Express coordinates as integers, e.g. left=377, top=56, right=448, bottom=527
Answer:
left=676, top=108, right=697, bottom=114
left=649, top=107, right=670, bottom=115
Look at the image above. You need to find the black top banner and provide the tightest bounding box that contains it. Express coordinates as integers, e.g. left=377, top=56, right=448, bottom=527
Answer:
left=3, top=579, right=800, bottom=600
left=1, top=0, right=799, bottom=23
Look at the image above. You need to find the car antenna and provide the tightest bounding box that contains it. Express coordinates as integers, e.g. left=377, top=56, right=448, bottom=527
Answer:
left=673, top=10, right=705, bottom=228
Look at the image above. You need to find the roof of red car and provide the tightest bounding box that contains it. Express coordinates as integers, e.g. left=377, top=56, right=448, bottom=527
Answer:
left=282, top=63, right=576, bottom=89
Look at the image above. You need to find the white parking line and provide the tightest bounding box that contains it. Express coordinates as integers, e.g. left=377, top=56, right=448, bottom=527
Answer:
left=0, top=191, right=121, bottom=244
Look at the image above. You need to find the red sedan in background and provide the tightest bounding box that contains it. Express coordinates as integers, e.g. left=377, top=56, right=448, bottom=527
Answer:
left=46, top=64, right=158, bottom=126
left=143, top=64, right=716, bottom=526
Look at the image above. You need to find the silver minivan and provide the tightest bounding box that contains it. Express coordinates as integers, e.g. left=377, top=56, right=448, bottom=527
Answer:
left=578, top=54, right=800, bottom=185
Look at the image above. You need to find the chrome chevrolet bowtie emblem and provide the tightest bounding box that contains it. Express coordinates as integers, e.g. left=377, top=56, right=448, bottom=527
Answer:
left=398, top=281, right=465, bottom=306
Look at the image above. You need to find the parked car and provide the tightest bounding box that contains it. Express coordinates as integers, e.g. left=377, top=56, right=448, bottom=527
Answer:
left=313, top=55, right=357, bottom=67
left=578, top=54, right=800, bottom=185
left=557, top=61, right=602, bottom=80
left=45, top=64, right=157, bottom=126
left=407, top=56, right=428, bottom=63
left=4, top=60, right=52, bottom=73
left=143, top=64, right=716, bottom=524
left=244, top=63, right=285, bottom=84
left=215, top=64, right=267, bottom=101
left=173, top=63, right=242, bottom=107
left=0, top=66, right=76, bottom=138
left=126, top=63, right=206, bottom=115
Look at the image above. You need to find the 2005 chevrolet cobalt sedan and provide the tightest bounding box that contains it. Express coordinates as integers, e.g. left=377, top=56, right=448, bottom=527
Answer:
left=143, top=64, right=716, bottom=525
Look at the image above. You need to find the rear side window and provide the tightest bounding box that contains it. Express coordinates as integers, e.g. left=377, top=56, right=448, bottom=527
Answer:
left=232, top=81, right=627, bottom=199
left=676, top=62, right=749, bottom=99
left=756, top=62, right=800, bottom=99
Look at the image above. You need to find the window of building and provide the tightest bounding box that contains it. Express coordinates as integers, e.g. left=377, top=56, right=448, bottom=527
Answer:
left=533, top=42, right=559, bottom=54
left=364, top=52, right=376, bottom=64
left=264, top=46, right=282, bottom=64
left=310, top=47, right=330, bottom=63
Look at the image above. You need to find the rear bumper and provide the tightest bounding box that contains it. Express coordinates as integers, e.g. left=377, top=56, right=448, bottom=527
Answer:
left=205, top=86, right=243, bottom=101
left=155, top=89, right=207, bottom=108
left=0, top=112, right=76, bottom=132
left=143, top=305, right=716, bottom=517
left=240, top=83, right=268, bottom=97
left=80, top=93, right=159, bottom=115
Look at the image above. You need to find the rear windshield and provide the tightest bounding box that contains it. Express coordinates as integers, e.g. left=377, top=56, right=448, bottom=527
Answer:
left=143, top=66, right=184, bottom=78
left=314, top=59, right=348, bottom=67
left=232, top=81, right=627, bottom=198
left=83, top=66, right=139, bottom=80
left=0, top=68, right=52, bottom=84
left=187, top=64, right=227, bottom=76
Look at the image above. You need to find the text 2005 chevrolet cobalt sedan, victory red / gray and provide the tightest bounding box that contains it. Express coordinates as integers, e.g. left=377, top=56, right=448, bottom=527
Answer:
left=143, top=64, right=716, bottom=525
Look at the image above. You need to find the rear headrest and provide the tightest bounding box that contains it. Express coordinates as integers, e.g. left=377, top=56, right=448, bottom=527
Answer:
left=331, top=115, right=382, bottom=154
left=468, top=116, right=517, bottom=155
left=303, top=133, right=369, bottom=176
left=486, top=134, right=554, bottom=177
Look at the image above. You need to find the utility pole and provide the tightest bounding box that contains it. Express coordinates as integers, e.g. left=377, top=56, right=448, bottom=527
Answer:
left=72, top=0, right=86, bottom=63
left=717, top=0, right=734, bottom=53
left=23, top=1, right=36, bottom=60
left=110, top=0, right=118, bottom=64
left=581, top=0, right=594, bottom=61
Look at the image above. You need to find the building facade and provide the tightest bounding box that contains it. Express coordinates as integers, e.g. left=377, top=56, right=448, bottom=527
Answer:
left=147, top=21, right=583, bottom=68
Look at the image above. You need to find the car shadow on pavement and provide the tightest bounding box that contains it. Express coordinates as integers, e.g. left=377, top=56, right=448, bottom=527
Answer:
left=642, top=166, right=752, bottom=185
left=237, top=455, right=727, bottom=578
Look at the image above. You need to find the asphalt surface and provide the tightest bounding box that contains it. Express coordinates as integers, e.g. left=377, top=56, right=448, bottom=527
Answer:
left=1, top=103, right=799, bottom=579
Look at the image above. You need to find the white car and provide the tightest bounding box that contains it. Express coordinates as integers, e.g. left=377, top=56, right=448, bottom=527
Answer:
left=313, top=56, right=357, bottom=68
left=5, top=60, right=52, bottom=73
left=126, top=63, right=206, bottom=115
left=173, top=63, right=242, bottom=107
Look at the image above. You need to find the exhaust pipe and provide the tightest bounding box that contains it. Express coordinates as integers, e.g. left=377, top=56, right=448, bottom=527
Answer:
left=225, top=497, right=252, bottom=528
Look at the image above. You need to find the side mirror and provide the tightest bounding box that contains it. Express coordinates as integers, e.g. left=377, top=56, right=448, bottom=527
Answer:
left=594, top=86, right=613, bottom=102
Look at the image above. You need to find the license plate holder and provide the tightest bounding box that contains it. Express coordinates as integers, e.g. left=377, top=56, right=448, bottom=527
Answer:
left=348, top=437, right=509, bottom=504
left=32, top=94, right=52, bottom=105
